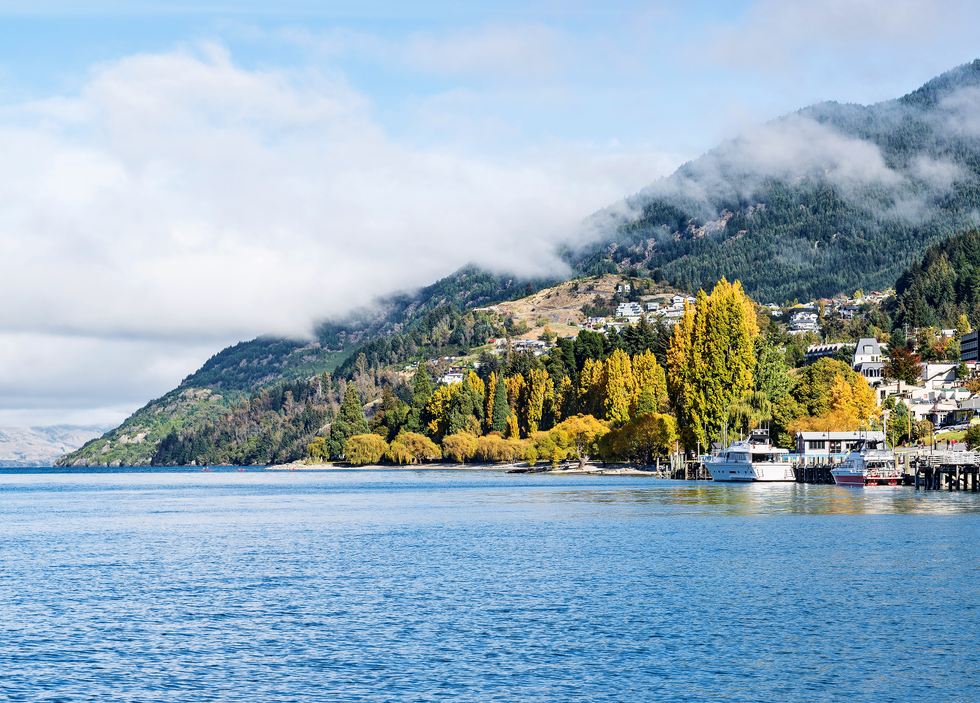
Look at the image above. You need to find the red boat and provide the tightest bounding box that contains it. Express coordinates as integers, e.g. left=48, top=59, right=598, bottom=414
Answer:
left=831, top=438, right=903, bottom=487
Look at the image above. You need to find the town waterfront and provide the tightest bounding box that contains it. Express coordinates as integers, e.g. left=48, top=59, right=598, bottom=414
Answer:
left=1, top=470, right=978, bottom=701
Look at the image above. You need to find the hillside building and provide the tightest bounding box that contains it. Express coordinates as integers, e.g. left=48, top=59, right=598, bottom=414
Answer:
left=852, top=337, right=885, bottom=385
left=961, top=330, right=979, bottom=362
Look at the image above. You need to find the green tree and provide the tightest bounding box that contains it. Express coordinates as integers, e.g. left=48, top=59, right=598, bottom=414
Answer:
left=888, top=401, right=911, bottom=446
left=327, top=382, right=370, bottom=458
left=491, top=374, right=510, bottom=433
left=676, top=279, right=757, bottom=449
left=754, top=338, right=792, bottom=402
left=966, top=424, right=980, bottom=450
left=370, top=385, right=406, bottom=441
left=405, top=362, right=433, bottom=433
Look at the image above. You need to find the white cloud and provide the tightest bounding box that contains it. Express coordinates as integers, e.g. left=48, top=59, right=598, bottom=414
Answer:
left=709, top=0, right=974, bottom=68
left=0, top=43, right=678, bottom=424
left=404, top=24, right=567, bottom=80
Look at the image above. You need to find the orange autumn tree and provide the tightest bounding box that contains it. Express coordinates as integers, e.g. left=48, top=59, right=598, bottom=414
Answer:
left=790, top=373, right=878, bottom=433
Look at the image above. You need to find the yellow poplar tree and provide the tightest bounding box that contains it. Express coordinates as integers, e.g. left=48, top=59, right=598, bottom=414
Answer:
left=667, top=302, right=695, bottom=419
left=506, top=375, right=525, bottom=415
left=577, top=358, right=604, bottom=418
left=602, top=348, right=636, bottom=425
left=519, top=367, right=549, bottom=437
left=424, top=384, right=455, bottom=441
left=484, top=372, right=498, bottom=432
left=631, top=349, right=668, bottom=417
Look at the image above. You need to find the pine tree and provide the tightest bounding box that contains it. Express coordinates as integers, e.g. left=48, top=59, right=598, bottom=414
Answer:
left=327, top=382, right=370, bottom=458
left=491, top=375, right=510, bottom=433
left=405, top=362, right=433, bottom=433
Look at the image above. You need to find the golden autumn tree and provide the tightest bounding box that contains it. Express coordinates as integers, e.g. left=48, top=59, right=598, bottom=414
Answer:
left=388, top=431, right=441, bottom=464
left=631, top=349, right=668, bottom=417
left=601, top=349, right=636, bottom=425
left=484, top=372, right=498, bottom=432
left=669, top=279, right=758, bottom=449
left=790, top=373, right=879, bottom=433
left=345, top=434, right=389, bottom=466
left=553, top=414, right=609, bottom=469
left=518, top=367, right=549, bottom=437
left=666, top=301, right=695, bottom=420
left=576, top=358, right=604, bottom=418
left=424, top=384, right=455, bottom=442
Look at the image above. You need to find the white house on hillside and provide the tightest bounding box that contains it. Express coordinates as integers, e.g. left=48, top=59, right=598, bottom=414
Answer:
left=852, top=337, right=886, bottom=386
left=616, top=302, right=643, bottom=317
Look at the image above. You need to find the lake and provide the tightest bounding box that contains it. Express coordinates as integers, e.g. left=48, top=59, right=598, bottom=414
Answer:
left=1, top=469, right=978, bottom=701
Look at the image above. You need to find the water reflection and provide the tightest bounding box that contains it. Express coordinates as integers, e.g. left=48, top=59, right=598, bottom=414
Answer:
left=496, top=479, right=980, bottom=516
left=1, top=469, right=979, bottom=517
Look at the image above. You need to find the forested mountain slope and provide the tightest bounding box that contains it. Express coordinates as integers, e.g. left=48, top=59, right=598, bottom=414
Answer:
left=888, top=228, right=980, bottom=329
left=568, top=60, right=980, bottom=303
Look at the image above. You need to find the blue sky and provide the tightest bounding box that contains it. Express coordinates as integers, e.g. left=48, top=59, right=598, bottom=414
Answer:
left=1, top=0, right=979, bottom=427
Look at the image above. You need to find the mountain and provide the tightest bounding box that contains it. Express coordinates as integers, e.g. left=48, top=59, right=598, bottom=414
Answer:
left=58, top=266, right=555, bottom=466
left=0, top=425, right=112, bottom=467
left=57, top=60, right=980, bottom=467
left=566, top=60, right=980, bottom=304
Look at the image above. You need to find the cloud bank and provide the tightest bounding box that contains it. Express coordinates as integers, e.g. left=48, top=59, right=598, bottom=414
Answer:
left=0, top=43, right=676, bottom=424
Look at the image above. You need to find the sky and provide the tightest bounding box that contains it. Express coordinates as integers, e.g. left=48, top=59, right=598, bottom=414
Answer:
left=1, top=0, right=980, bottom=428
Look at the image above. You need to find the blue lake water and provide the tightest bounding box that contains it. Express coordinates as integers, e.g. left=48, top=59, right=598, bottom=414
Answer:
left=1, top=469, right=978, bottom=702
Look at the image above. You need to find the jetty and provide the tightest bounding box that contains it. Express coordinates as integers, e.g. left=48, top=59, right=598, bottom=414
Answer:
left=912, top=452, right=980, bottom=491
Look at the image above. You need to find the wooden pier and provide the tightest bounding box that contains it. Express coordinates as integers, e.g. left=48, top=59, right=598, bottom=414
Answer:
left=794, top=462, right=836, bottom=484
left=913, top=452, right=980, bottom=491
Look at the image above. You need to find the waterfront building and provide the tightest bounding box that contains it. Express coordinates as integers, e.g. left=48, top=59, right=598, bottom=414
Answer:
left=794, top=431, right=887, bottom=463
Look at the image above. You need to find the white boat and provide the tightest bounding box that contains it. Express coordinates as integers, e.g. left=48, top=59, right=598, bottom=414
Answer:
left=831, top=438, right=902, bottom=487
left=706, top=428, right=796, bottom=482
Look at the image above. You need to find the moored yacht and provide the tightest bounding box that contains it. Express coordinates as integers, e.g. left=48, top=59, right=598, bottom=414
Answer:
left=831, top=438, right=902, bottom=487
left=706, top=428, right=796, bottom=482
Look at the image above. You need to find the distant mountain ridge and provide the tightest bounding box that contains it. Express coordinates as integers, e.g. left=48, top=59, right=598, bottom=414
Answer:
left=0, top=425, right=111, bottom=467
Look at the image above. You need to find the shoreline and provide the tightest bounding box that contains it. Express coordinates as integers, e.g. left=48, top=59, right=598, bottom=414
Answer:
left=267, top=460, right=664, bottom=476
